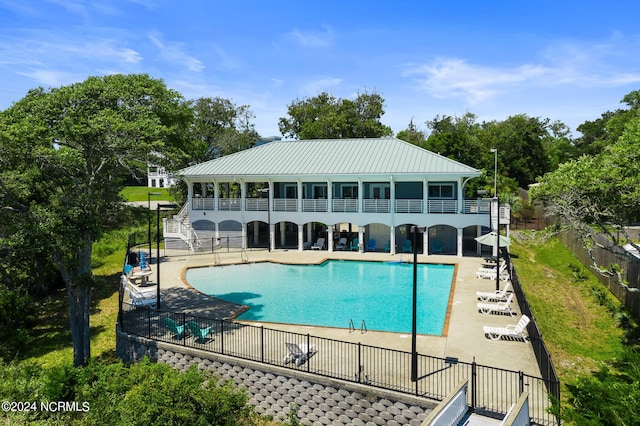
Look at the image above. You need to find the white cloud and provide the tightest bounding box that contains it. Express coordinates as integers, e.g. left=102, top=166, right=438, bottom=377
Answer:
left=16, top=69, right=81, bottom=87
left=402, top=58, right=550, bottom=104
left=147, top=32, right=204, bottom=73
left=285, top=27, right=333, bottom=48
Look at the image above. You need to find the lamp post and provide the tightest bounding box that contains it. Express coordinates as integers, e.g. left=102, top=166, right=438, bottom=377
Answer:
left=148, top=192, right=161, bottom=263
left=156, top=203, right=178, bottom=309
left=410, top=225, right=425, bottom=382
left=490, top=148, right=500, bottom=291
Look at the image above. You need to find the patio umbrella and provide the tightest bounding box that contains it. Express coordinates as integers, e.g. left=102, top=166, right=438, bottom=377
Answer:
left=475, top=231, right=511, bottom=248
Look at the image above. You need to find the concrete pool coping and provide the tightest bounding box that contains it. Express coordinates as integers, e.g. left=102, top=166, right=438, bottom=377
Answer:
left=150, top=249, right=541, bottom=377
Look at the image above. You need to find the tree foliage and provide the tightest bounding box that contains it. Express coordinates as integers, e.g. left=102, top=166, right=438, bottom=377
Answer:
left=189, top=96, right=260, bottom=162
left=0, top=74, right=192, bottom=366
left=278, top=90, right=392, bottom=139
left=0, top=359, right=259, bottom=425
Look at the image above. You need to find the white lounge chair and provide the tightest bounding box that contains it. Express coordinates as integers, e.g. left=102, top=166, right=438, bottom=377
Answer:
left=336, top=237, right=348, bottom=250
left=477, top=281, right=512, bottom=302
left=477, top=293, right=515, bottom=315
left=283, top=342, right=317, bottom=366
left=122, top=275, right=158, bottom=307
left=311, top=238, right=325, bottom=250
left=483, top=315, right=530, bottom=341
left=477, top=262, right=509, bottom=281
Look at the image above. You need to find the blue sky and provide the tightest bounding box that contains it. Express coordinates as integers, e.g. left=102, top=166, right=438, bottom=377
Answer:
left=1, top=1, right=639, bottom=138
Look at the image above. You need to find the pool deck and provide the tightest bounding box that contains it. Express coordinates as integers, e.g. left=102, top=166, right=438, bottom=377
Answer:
left=147, top=249, right=541, bottom=378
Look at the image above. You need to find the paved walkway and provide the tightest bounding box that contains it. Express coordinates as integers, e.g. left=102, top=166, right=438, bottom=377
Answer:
left=139, top=248, right=540, bottom=377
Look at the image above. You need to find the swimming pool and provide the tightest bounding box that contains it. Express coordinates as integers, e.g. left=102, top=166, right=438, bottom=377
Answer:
left=185, top=260, right=455, bottom=335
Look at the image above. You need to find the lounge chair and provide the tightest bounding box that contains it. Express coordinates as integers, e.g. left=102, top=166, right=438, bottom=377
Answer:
left=350, top=238, right=359, bottom=251
left=477, top=293, right=515, bottom=315
left=187, top=321, right=212, bottom=343
left=476, top=281, right=512, bottom=302
left=311, top=238, right=325, bottom=250
left=483, top=315, right=530, bottom=341
left=283, top=342, right=317, bottom=366
left=336, top=237, right=348, bottom=250
left=477, top=263, right=509, bottom=281
left=366, top=239, right=376, bottom=251
left=122, top=275, right=157, bottom=307
left=431, top=239, right=442, bottom=254
left=402, top=239, right=412, bottom=253
left=164, top=317, right=186, bottom=339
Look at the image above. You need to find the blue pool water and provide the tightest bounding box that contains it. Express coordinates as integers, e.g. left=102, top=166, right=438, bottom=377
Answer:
left=185, top=260, right=455, bottom=335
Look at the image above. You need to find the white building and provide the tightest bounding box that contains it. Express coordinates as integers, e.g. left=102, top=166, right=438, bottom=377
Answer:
left=173, top=137, right=494, bottom=256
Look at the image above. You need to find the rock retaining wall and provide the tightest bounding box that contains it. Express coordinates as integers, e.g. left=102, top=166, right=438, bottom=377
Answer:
left=117, top=326, right=435, bottom=425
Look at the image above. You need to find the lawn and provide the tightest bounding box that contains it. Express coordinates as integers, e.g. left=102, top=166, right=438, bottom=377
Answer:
left=509, top=231, right=627, bottom=384
left=119, top=186, right=172, bottom=202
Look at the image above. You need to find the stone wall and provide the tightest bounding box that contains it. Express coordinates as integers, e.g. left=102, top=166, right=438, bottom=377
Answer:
left=117, top=326, right=435, bottom=425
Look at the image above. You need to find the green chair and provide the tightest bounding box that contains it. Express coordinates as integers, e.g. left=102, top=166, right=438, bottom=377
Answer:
left=384, top=240, right=391, bottom=252
left=164, top=317, right=186, bottom=340
left=187, top=321, right=213, bottom=343
left=431, top=239, right=442, bottom=254
left=402, top=239, right=412, bottom=253
left=350, top=238, right=359, bottom=251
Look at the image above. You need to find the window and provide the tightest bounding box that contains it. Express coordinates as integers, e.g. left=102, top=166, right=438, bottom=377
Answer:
left=341, top=184, right=358, bottom=199
left=428, top=183, right=454, bottom=199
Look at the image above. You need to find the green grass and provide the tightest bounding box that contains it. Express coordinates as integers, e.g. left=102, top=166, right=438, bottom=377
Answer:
left=510, top=232, right=628, bottom=384
left=119, top=186, right=172, bottom=202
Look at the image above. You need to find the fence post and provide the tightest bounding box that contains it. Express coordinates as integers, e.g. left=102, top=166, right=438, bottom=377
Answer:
left=306, top=334, right=311, bottom=372
left=471, top=358, right=477, bottom=411
left=220, top=319, right=225, bottom=354
left=260, top=326, right=264, bottom=363
left=519, top=371, right=524, bottom=394
left=357, top=343, right=361, bottom=383
left=182, top=312, right=187, bottom=346
left=147, top=307, right=151, bottom=339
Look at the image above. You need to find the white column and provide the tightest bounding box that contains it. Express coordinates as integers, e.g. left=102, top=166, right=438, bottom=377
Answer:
left=327, top=179, right=332, bottom=213
left=358, top=180, right=363, bottom=213
left=390, top=226, right=396, bottom=255
left=213, top=180, right=219, bottom=211
left=358, top=227, right=365, bottom=253
left=241, top=222, right=247, bottom=250
left=298, top=225, right=304, bottom=251
left=457, top=228, right=463, bottom=257
left=279, top=221, right=286, bottom=247
left=297, top=180, right=303, bottom=212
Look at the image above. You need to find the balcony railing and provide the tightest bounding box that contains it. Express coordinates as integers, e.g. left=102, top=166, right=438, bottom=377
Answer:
left=463, top=200, right=491, bottom=214
left=395, top=199, right=424, bottom=214
left=427, top=200, right=457, bottom=214
left=332, top=199, right=358, bottom=212
left=273, top=198, right=297, bottom=212
left=192, top=197, right=215, bottom=210
left=219, top=198, right=241, bottom=211
left=363, top=199, right=390, bottom=213
left=302, top=199, right=328, bottom=212
left=246, top=198, right=268, bottom=211
left=191, top=197, right=492, bottom=215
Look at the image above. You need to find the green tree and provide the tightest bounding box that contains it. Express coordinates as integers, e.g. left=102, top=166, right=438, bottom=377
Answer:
left=532, top=115, right=640, bottom=275
left=189, top=97, right=259, bottom=162
left=278, top=90, right=392, bottom=139
left=482, top=114, right=551, bottom=188
left=0, top=74, right=192, bottom=366
left=423, top=112, right=485, bottom=169
left=396, top=118, right=426, bottom=146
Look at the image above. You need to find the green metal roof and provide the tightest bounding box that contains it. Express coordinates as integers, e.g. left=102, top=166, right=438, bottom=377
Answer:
left=178, top=137, right=480, bottom=180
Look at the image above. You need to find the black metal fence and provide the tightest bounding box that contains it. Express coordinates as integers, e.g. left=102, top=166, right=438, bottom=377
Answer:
left=120, top=301, right=559, bottom=425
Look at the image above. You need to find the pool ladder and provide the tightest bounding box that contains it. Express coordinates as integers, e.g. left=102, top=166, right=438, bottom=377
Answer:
left=349, top=319, right=367, bottom=334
